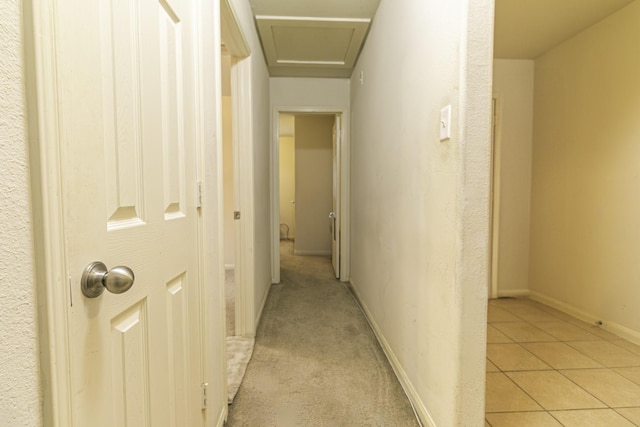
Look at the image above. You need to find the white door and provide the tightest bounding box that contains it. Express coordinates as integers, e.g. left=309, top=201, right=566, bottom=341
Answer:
left=56, top=0, right=203, bottom=425
left=331, top=115, right=341, bottom=278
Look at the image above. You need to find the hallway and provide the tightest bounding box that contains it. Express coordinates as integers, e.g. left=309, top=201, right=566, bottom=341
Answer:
left=226, top=242, right=419, bottom=425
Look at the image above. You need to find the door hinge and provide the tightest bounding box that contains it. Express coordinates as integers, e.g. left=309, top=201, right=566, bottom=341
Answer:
left=196, top=181, right=203, bottom=208
left=234, top=211, right=241, bottom=220
left=201, top=382, right=208, bottom=410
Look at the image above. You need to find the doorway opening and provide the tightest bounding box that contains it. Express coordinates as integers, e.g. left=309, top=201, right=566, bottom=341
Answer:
left=488, top=2, right=640, bottom=423
left=271, top=110, right=349, bottom=283
left=220, top=0, right=256, bottom=405
left=278, top=113, right=295, bottom=245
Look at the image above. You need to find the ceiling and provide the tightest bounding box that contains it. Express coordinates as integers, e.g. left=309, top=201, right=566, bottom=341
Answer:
left=247, top=0, right=637, bottom=76
left=248, top=0, right=381, bottom=78
left=494, top=0, right=636, bottom=59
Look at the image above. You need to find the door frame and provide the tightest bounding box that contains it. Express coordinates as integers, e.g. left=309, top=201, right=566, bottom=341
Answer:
left=270, top=107, right=351, bottom=283
left=27, top=0, right=223, bottom=425
left=331, top=115, right=341, bottom=278
left=26, top=2, right=73, bottom=423
left=220, top=0, right=255, bottom=337
left=489, top=96, right=502, bottom=299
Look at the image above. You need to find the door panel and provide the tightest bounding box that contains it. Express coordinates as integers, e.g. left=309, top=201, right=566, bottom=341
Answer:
left=165, top=272, right=189, bottom=425
left=56, top=0, right=202, bottom=425
left=111, top=302, right=151, bottom=427
left=100, top=0, right=145, bottom=228
left=159, top=0, right=187, bottom=219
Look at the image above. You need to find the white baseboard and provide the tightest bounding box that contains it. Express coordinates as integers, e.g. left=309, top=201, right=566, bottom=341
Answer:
left=529, top=290, right=640, bottom=346
left=293, top=250, right=331, bottom=256
left=348, top=279, right=435, bottom=427
left=216, top=403, right=227, bottom=427
left=496, top=289, right=530, bottom=298
left=224, top=264, right=235, bottom=271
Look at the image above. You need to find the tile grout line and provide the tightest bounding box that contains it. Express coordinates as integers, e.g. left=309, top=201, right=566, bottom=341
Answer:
left=487, top=298, right=640, bottom=425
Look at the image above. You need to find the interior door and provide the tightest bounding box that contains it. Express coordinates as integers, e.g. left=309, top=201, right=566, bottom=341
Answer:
left=56, top=0, right=203, bottom=425
left=331, top=115, right=341, bottom=279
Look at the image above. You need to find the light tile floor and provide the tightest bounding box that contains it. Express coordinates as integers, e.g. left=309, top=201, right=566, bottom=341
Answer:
left=486, top=298, right=640, bottom=426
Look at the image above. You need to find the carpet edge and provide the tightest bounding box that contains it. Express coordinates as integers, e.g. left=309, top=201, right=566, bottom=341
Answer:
left=347, top=278, right=435, bottom=427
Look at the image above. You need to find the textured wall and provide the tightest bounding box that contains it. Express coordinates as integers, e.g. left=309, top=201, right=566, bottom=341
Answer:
left=349, top=0, right=493, bottom=425
left=0, top=0, right=42, bottom=424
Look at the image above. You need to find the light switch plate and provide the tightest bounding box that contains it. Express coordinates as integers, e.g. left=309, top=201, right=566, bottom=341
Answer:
left=440, top=105, right=452, bottom=141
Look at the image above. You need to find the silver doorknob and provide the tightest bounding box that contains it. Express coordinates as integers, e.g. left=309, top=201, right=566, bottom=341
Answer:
left=81, top=261, right=135, bottom=298
left=329, top=211, right=336, bottom=219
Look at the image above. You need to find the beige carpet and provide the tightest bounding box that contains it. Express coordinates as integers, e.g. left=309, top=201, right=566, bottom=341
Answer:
left=227, top=336, right=255, bottom=404
left=226, top=269, right=235, bottom=336
left=226, top=241, right=419, bottom=426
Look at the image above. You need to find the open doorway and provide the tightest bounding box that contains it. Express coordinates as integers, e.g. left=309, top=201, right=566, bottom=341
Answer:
left=487, top=1, right=640, bottom=423
left=278, top=114, right=295, bottom=245
left=273, top=111, right=346, bottom=281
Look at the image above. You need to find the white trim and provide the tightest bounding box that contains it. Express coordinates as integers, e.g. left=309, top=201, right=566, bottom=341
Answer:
left=489, top=96, right=502, bottom=299
left=277, top=60, right=345, bottom=66
left=348, top=280, right=434, bottom=427
left=220, top=0, right=250, bottom=58
left=529, top=291, right=640, bottom=346
left=293, top=250, right=331, bottom=256
left=255, top=15, right=371, bottom=24
left=215, top=404, right=227, bottom=427
left=496, top=289, right=530, bottom=298
left=27, top=2, right=73, bottom=424
left=270, top=106, right=351, bottom=284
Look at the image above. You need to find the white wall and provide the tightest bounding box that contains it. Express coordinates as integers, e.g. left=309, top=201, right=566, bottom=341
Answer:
left=222, top=95, right=235, bottom=268
left=278, top=136, right=295, bottom=239
left=0, top=0, right=42, bottom=424
left=229, top=0, right=272, bottom=320
left=349, top=0, right=493, bottom=425
left=294, top=115, right=334, bottom=255
left=270, top=77, right=350, bottom=110
left=530, top=1, right=640, bottom=340
left=492, top=60, right=534, bottom=296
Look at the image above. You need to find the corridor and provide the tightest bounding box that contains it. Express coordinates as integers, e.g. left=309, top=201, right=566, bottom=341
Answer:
left=226, top=242, right=420, bottom=426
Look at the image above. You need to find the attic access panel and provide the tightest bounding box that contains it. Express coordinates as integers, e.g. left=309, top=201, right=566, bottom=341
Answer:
left=256, top=16, right=371, bottom=78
